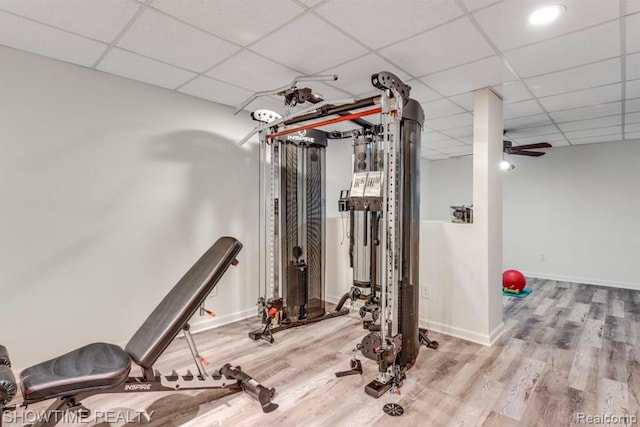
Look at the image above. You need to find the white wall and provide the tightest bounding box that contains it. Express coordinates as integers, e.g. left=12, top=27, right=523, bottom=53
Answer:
left=325, top=138, right=354, bottom=219
left=0, top=47, right=261, bottom=369
left=503, top=141, right=640, bottom=288
left=423, top=156, right=473, bottom=221
left=424, top=140, right=640, bottom=289
left=324, top=138, right=357, bottom=301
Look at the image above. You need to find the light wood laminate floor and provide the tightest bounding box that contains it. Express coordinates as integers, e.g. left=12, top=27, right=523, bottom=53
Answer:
left=5, top=278, right=639, bottom=426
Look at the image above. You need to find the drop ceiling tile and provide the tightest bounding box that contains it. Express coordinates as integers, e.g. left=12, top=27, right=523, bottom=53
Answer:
left=626, top=112, right=640, bottom=124
left=428, top=112, right=473, bottom=130
left=315, top=0, right=463, bottom=49
left=627, top=122, right=640, bottom=132
left=512, top=133, right=566, bottom=144
left=425, top=153, right=450, bottom=160
left=118, top=8, right=239, bottom=72
left=97, top=48, right=196, bottom=89
left=438, top=144, right=473, bottom=155
left=244, top=96, right=286, bottom=114
left=461, top=0, right=502, bottom=11
left=422, top=98, right=465, bottom=119
left=474, top=0, right=619, bottom=51
left=442, top=126, right=474, bottom=138
left=550, top=101, right=622, bottom=122
left=549, top=140, right=570, bottom=147
left=506, top=124, right=559, bottom=138
left=420, top=55, right=517, bottom=96
left=627, top=13, right=640, bottom=53
left=626, top=132, right=640, bottom=140
left=423, top=148, right=444, bottom=157
left=503, top=99, right=544, bottom=119
left=406, top=80, right=442, bottom=104
left=379, top=17, right=494, bottom=77
left=492, top=81, right=532, bottom=104
left=628, top=1, right=640, bottom=13
left=504, top=113, right=551, bottom=129
left=525, top=58, right=621, bottom=98
left=503, top=21, right=620, bottom=78
left=355, top=89, right=379, bottom=99
left=251, top=14, right=368, bottom=75
left=570, top=134, right=622, bottom=145
left=178, top=76, right=252, bottom=107
left=557, top=115, right=622, bottom=132
left=206, top=51, right=299, bottom=92
left=627, top=98, right=640, bottom=113
left=322, top=54, right=410, bottom=96
left=0, top=0, right=139, bottom=43
left=628, top=53, right=640, bottom=80
left=299, top=0, right=323, bottom=7
left=308, top=82, right=351, bottom=100
left=448, top=93, right=474, bottom=110
left=423, top=131, right=454, bottom=144
left=564, top=125, right=622, bottom=139
left=538, top=83, right=622, bottom=112
left=150, top=0, right=303, bottom=46
left=627, top=79, right=640, bottom=99
left=0, top=11, right=107, bottom=67
left=424, top=138, right=467, bottom=150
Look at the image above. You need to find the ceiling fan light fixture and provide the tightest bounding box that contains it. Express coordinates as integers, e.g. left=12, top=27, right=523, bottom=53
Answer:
left=500, top=160, right=515, bottom=171
left=528, top=4, right=566, bottom=25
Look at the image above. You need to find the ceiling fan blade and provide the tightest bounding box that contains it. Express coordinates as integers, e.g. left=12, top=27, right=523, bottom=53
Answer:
left=516, top=142, right=552, bottom=150
left=512, top=150, right=546, bottom=157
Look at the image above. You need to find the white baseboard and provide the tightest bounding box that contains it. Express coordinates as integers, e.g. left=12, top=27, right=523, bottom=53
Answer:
left=419, top=318, right=504, bottom=347
left=522, top=271, right=640, bottom=291
left=189, top=307, right=256, bottom=335
left=325, top=294, right=344, bottom=305
left=488, top=322, right=506, bottom=346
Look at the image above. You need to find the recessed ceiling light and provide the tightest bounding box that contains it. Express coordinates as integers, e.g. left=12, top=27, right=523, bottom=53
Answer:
left=528, top=5, right=566, bottom=25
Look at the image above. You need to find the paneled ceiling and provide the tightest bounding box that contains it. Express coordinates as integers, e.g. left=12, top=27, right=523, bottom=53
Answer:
left=0, top=0, right=638, bottom=159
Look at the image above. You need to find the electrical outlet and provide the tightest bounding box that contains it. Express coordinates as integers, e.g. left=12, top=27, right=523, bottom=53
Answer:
left=421, top=285, right=430, bottom=299
left=540, top=253, right=547, bottom=262
left=210, top=287, right=218, bottom=298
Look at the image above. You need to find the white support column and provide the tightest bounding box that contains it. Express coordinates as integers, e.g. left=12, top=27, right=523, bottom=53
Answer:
left=472, top=87, right=505, bottom=343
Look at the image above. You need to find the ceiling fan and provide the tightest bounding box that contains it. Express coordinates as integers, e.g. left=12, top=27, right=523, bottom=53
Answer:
left=503, top=129, right=552, bottom=157
left=503, top=140, right=552, bottom=157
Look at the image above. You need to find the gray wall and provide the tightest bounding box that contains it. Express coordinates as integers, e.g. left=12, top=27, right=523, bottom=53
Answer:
left=0, top=46, right=261, bottom=369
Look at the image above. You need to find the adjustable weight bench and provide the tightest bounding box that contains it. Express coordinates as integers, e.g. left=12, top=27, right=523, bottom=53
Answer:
left=0, top=236, right=277, bottom=427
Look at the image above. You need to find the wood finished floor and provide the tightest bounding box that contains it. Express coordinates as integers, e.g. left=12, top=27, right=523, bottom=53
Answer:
left=6, top=278, right=640, bottom=426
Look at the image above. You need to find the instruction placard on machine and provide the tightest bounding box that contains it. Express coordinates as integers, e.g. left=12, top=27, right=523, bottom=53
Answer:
left=350, top=172, right=368, bottom=198
left=350, top=171, right=383, bottom=198
left=364, top=171, right=383, bottom=197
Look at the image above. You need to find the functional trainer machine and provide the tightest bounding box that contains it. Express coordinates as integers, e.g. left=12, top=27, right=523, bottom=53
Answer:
left=0, top=237, right=277, bottom=427
left=238, top=71, right=437, bottom=397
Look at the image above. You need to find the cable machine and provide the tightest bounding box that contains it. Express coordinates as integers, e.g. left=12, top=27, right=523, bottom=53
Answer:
left=239, top=74, right=437, bottom=394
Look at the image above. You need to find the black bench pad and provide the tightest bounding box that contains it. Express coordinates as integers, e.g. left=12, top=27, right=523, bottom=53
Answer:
left=125, top=237, right=243, bottom=368
left=20, top=343, right=131, bottom=403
